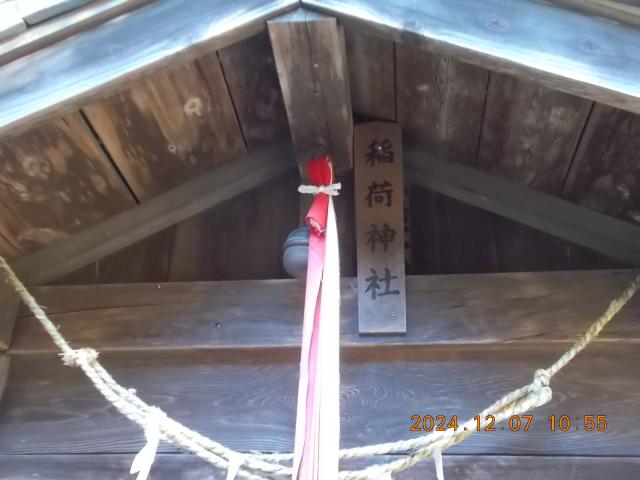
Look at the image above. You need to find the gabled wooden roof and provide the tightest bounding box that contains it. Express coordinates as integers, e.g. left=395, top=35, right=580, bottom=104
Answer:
left=1, top=0, right=640, bottom=282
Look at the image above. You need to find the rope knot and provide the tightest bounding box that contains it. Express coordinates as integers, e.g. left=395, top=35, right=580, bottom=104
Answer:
left=298, top=182, right=342, bottom=196
left=532, top=368, right=550, bottom=390
left=61, top=347, right=99, bottom=367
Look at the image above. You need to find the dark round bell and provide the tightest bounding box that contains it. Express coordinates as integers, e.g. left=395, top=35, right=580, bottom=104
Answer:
left=282, top=227, right=310, bottom=279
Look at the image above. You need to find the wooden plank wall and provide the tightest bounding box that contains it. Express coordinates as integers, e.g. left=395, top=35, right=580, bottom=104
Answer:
left=1, top=25, right=639, bottom=283
left=344, top=29, right=632, bottom=274
left=2, top=271, right=640, bottom=477
left=12, top=30, right=303, bottom=285
left=51, top=30, right=351, bottom=285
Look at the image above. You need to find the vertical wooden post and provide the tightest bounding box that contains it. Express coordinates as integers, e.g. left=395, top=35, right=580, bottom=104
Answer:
left=0, top=354, right=9, bottom=405
left=0, top=279, right=18, bottom=351
left=268, top=8, right=353, bottom=177
left=354, top=122, right=407, bottom=334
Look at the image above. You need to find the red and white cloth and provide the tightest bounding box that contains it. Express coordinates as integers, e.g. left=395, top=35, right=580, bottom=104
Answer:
left=293, top=156, right=341, bottom=480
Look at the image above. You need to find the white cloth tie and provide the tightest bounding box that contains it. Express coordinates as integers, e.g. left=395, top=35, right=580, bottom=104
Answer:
left=130, top=407, right=164, bottom=480
left=433, top=447, right=444, bottom=480
left=298, top=182, right=342, bottom=196
left=225, top=452, right=244, bottom=480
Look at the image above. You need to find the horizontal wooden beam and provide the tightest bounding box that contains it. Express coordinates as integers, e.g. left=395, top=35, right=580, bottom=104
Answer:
left=0, top=0, right=298, bottom=136
left=10, top=143, right=297, bottom=286
left=303, top=0, right=640, bottom=116
left=0, top=0, right=154, bottom=67
left=11, top=270, right=640, bottom=352
left=5, top=272, right=640, bottom=456
left=405, top=145, right=640, bottom=266
left=0, top=454, right=637, bottom=479
left=2, top=344, right=639, bottom=454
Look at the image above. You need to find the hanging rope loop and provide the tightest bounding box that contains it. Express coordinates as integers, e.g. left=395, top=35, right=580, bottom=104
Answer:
left=0, top=252, right=638, bottom=480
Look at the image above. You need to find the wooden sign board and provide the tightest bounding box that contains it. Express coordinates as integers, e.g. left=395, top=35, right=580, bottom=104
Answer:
left=354, top=122, right=406, bottom=334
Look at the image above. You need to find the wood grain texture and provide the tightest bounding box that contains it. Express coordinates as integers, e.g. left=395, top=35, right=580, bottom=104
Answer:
left=0, top=0, right=154, bottom=67
left=0, top=355, right=9, bottom=405
left=218, top=31, right=290, bottom=150
left=0, top=234, right=20, bottom=261
left=11, top=270, right=640, bottom=352
left=493, top=215, right=623, bottom=272
left=0, top=113, right=135, bottom=256
left=0, top=0, right=298, bottom=136
left=83, top=58, right=246, bottom=201
left=477, top=72, right=593, bottom=195
left=344, top=29, right=395, bottom=122
left=167, top=171, right=299, bottom=282
left=354, top=122, right=406, bottom=333
left=303, top=0, right=640, bottom=116
left=268, top=9, right=353, bottom=174
left=10, top=143, right=296, bottom=286
left=1, top=454, right=639, bottom=479
left=411, top=189, right=498, bottom=274
left=396, top=45, right=489, bottom=165
left=2, top=344, right=639, bottom=454
left=406, top=145, right=640, bottom=265
left=563, top=103, right=640, bottom=219
left=52, top=227, right=175, bottom=285
left=0, top=278, right=19, bottom=351
left=396, top=45, right=494, bottom=274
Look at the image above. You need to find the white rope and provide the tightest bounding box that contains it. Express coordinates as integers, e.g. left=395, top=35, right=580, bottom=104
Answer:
left=1, top=254, right=637, bottom=480
left=298, top=182, right=342, bottom=196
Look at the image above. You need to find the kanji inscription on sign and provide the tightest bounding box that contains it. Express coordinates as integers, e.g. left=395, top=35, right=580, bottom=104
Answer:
left=354, top=122, right=406, bottom=334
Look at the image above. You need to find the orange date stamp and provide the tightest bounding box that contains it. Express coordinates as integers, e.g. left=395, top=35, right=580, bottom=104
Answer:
left=410, top=414, right=608, bottom=432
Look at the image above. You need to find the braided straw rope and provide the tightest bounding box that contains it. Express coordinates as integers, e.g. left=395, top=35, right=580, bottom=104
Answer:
left=1, top=253, right=638, bottom=479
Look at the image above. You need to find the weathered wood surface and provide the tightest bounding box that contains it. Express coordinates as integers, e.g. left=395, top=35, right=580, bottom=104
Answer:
left=406, top=146, right=640, bottom=266
left=168, top=171, right=299, bottom=282
left=268, top=9, right=353, bottom=174
left=0, top=278, right=19, bottom=351
left=410, top=190, right=498, bottom=274
left=0, top=0, right=298, bottom=136
left=218, top=31, right=290, bottom=150
left=10, top=143, right=296, bottom=286
left=344, top=29, right=395, bottom=122
left=0, top=355, right=9, bottom=404
left=11, top=270, right=640, bottom=352
left=52, top=228, right=175, bottom=285
left=477, top=72, right=593, bottom=195
left=1, top=343, right=639, bottom=454
left=0, top=0, right=154, bottom=66
left=0, top=1, right=26, bottom=42
left=553, top=0, right=640, bottom=24
left=303, top=0, right=640, bottom=115
left=0, top=235, right=20, bottom=262
left=1, top=454, right=639, bottom=479
left=83, top=58, right=246, bottom=201
left=396, top=45, right=488, bottom=166
left=563, top=104, right=640, bottom=220
left=396, top=44, right=496, bottom=274
left=17, top=0, right=94, bottom=26
left=354, top=122, right=406, bottom=333
left=0, top=113, right=135, bottom=257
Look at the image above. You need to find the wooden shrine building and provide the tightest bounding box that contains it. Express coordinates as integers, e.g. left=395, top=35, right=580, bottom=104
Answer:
left=1, top=0, right=640, bottom=478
